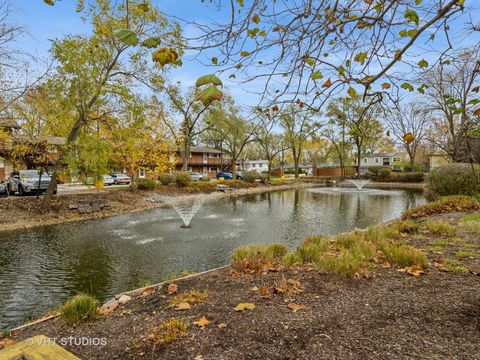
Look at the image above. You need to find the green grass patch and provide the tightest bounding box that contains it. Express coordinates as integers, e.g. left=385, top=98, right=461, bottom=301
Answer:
left=59, top=294, right=99, bottom=326
left=396, top=219, right=419, bottom=234
left=455, top=250, right=475, bottom=259
left=433, top=237, right=461, bottom=246
left=463, top=244, right=477, bottom=249
left=232, top=243, right=287, bottom=273
left=426, top=245, right=444, bottom=252
left=403, top=196, right=480, bottom=219
left=381, top=243, right=426, bottom=267
left=424, top=220, right=456, bottom=235
left=458, top=211, right=480, bottom=234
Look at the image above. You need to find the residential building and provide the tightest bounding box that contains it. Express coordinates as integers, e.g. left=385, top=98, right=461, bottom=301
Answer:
left=359, top=152, right=407, bottom=174
left=0, top=119, right=21, bottom=180
left=175, top=147, right=227, bottom=177
left=0, top=119, right=66, bottom=180
left=242, top=159, right=269, bottom=173
left=428, top=153, right=451, bottom=171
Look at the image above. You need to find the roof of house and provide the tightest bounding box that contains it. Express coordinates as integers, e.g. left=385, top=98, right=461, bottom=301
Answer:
left=16, top=135, right=66, bottom=146
left=363, top=152, right=405, bottom=158
left=190, top=146, right=223, bottom=154
left=245, top=159, right=269, bottom=164
left=0, top=119, right=20, bottom=129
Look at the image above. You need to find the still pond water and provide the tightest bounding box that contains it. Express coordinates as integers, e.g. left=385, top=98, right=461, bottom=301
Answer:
left=0, top=187, right=425, bottom=328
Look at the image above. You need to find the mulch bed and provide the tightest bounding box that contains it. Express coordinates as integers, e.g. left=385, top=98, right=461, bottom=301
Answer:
left=10, top=211, right=480, bottom=360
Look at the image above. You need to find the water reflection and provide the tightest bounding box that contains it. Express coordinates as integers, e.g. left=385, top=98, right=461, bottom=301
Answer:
left=0, top=187, right=424, bottom=328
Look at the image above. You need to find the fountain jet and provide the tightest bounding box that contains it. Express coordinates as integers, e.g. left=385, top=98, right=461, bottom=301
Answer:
left=170, top=195, right=208, bottom=228
left=348, top=179, right=370, bottom=191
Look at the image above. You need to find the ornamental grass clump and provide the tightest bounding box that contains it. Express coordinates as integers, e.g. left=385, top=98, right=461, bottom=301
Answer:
left=59, top=294, right=99, bottom=326
left=231, top=243, right=287, bottom=273
left=281, top=220, right=426, bottom=276
left=424, top=220, right=456, bottom=236
left=403, top=196, right=480, bottom=219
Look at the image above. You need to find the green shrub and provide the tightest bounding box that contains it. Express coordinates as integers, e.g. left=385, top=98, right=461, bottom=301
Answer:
left=368, top=167, right=380, bottom=175
left=159, top=173, right=176, bottom=185
left=403, top=196, right=480, bottom=219
left=242, top=170, right=261, bottom=183
left=378, top=167, right=391, bottom=180
left=397, top=172, right=425, bottom=183
left=430, top=163, right=480, bottom=196
left=59, top=294, right=99, bottom=326
left=175, top=172, right=191, bottom=187
left=138, top=178, right=156, bottom=190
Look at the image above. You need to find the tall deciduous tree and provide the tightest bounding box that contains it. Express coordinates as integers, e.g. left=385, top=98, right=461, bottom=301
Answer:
left=328, top=96, right=382, bottom=178
left=41, top=0, right=181, bottom=209
left=254, top=108, right=288, bottom=179
left=280, top=106, right=322, bottom=178
left=385, top=103, right=430, bottom=171
left=191, top=0, right=464, bottom=111
left=203, top=99, right=255, bottom=178
left=422, top=47, right=480, bottom=164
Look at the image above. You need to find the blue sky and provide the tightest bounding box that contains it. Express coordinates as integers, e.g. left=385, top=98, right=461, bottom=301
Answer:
left=9, top=0, right=480, bottom=109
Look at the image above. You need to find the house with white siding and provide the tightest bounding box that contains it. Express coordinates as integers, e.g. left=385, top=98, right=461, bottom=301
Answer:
left=359, top=152, right=407, bottom=174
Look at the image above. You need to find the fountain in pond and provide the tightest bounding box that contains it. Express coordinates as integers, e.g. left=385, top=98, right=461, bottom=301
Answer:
left=348, top=179, right=370, bottom=191
left=168, top=195, right=208, bottom=228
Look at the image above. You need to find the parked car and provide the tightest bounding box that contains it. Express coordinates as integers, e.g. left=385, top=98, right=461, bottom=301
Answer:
left=7, top=170, right=57, bottom=196
left=216, top=172, right=243, bottom=180
left=190, top=172, right=201, bottom=181
left=102, top=174, right=115, bottom=186
left=110, top=173, right=131, bottom=185
left=0, top=181, right=8, bottom=198
left=216, top=171, right=232, bottom=180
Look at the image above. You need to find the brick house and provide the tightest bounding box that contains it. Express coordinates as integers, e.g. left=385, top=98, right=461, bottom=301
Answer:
left=175, top=147, right=227, bottom=177
left=0, top=119, right=66, bottom=180
left=0, top=119, right=21, bottom=180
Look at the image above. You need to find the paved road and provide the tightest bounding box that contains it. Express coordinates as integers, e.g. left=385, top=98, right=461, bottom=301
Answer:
left=0, top=183, right=130, bottom=199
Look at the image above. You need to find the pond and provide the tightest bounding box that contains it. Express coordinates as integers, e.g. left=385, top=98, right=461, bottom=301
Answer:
left=0, top=187, right=425, bottom=328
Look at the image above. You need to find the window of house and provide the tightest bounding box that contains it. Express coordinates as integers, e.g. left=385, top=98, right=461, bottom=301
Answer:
left=210, top=167, right=217, bottom=172
left=208, top=153, right=219, bottom=158
left=364, top=158, right=367, bottom=163
left=252, top=164, right=256, bottom=168
left=375, top=158, right=379, bottom=163
left=139, top=169, right=146, bottom=178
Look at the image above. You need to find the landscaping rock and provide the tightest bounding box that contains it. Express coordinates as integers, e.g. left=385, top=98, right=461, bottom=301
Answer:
left=118, top=295, right=131, bottom=305
left=99, top=298, right=119, bottom=315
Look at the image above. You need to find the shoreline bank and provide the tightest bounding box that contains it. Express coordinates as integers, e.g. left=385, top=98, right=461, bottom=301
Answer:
left=0, top=181, right=318, bottom=234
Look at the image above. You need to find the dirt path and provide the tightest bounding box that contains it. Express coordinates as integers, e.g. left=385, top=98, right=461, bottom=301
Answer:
left=8, top=210, right=480, bottom=360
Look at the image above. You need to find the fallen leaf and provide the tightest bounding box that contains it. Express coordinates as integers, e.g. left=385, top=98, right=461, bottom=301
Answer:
left=398, top=265, right=425, bottom=277
left=217, top=323, right=227, bottom=329
left=141, top=287, right=155, bottom=298
left=287, top=303, right=306, bottom=312
left=470, top=268, right=480, bottom=276
left=167, top=283, right=178, bottom=295
left=0, top=338, right=17, bottom=350
left=234, top=303, right=255, bottom=311
left=250, top=286, right=259, bottom=292
left=381, top=262, right=391, bottom=269
left=176, top=302, right=191, bottom=311
left=193, top=316, right=211, bottom=328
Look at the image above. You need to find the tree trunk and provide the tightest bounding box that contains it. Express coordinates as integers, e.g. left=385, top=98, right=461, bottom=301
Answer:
left=231, top=161, right=236, bottom=179
left=181, top=140, right=190, bottom=172
left=356, top=144, right=361, bottom=179
left=294, top=157, right=300, bottom=179
left=267, top=159, right=272, bottom=180
left=41, top=171, right=57, bottom=210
